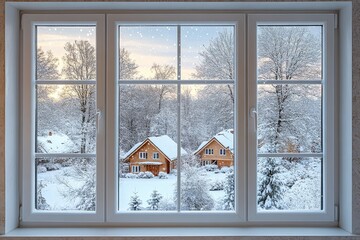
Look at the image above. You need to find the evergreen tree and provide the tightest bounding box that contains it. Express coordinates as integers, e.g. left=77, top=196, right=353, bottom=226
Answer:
left=223, top=172, right=235, bottom=210
left=257, top=158, right=283, bottom=209
left=147, top=190, right=163, bottom=210
left=129, top=192, right=142, bottom=211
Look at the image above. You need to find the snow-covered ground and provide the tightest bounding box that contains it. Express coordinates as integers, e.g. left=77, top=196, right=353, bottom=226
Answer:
left=37, top=159, right=321, bottom=212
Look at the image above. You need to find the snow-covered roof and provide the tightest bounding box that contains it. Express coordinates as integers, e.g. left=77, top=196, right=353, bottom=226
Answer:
left=138, top=162, right=163, bottom=165
left=37, top=132, right=77, bottom=153
left=214, top=129, right=234, bottom=153
left=194, top=129, right=234, bottom=154
left=122, top=135, right=187, bottom=161
left=122, top=142, right=142, bottom=160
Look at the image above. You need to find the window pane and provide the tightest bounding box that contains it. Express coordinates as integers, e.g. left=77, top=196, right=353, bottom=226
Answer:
left=36, top=26, right=96, bottom=80
left=257, top=157, right=322, bottom=211
left=35, top=157, right=96, bottom=211
left=257, top=84, right=322, bottom=153
left=181, top=84, right=235, bottom=211
left=181, top=26, right=235, bottom=80
left=119, top=26, right=177, bottom=80
left=36, top=85, right=96, bottom=154
left=118, top=84, right=178, bottom=211
left=257, top=26, right=322, bottom=80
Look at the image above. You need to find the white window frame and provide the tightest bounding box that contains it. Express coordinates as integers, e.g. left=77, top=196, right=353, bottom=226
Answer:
left=20, top=11, right=336, bottom=226
left=106, top=13, right=246, bottom=224
left=132, top=165, right=140, bottom=173
left=139, top=152, right=147, bottom=159
left=21, top=14, right=106, bottom=223
left=220, top=149, right=226, bottom=155
left=247, top=14, right=335, bottom=222
left=205, top=148, right=214, bottom=155
left=153, top=152, right=160, bottom=160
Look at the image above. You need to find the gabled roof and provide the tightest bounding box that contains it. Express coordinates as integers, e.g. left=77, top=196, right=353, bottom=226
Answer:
left=194, top=129, right=234, bottom=155
left=122, top=135, right=187, bottom=161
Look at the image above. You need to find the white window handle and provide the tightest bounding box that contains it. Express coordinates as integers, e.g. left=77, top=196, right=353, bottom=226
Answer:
left=250, top=107, right=257, bottom=133
left=96, top=110, right=102, bottom=134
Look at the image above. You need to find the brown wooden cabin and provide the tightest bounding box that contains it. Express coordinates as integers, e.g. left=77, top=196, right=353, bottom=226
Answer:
left=193, top=129, right=234, bottom=168
left=122, top=135, right=187, bottom=176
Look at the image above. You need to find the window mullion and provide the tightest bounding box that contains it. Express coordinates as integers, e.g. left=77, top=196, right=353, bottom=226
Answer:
left=176, top=25, right=181, bottom=213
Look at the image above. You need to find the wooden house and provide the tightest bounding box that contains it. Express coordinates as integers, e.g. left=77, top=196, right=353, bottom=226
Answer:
left=122, top=135, right=187, bottom=176
left=193, top=129, right=234, bottom=168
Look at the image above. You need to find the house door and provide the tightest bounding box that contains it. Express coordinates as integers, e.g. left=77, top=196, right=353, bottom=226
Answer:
left=147, top=165, right=160, bottom=176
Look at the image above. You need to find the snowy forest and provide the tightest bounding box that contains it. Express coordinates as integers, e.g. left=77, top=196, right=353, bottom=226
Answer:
left=35, top=25, right=322, bottom=212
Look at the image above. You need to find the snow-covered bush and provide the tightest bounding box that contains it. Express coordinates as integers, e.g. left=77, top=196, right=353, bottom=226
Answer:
left=57, top=159, right=96, bottom=211
left=158, top=172, right=168, bottom=179
left=37, top=165, right=47, bottom=173
left=204, top=164, right=218, bottom=172
left=36, top=180, right=50, bottom=210
left=177, top=163, right=214, bottom=210
left=223, top=172, right=235, bottom=210
left=158, top=198, right=176, bottom=211
left=125, top=173, right=138, bottom=179
left=147, top=190, right=163, bottom=210
left=220, top=166, right=232, bottom=173
left=43, top=163, right=61, bottom=171
left=129, top=192, right=142, bottom=211
left=210, top=180, right=224, bottom=191
left=170, top=169, right=177, bottom=176
left=138, top=171, right=154, bottom=179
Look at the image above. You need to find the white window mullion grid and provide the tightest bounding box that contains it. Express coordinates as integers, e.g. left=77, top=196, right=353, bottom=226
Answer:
left=21, top=14, right=105, bottom=224
left=247, top=14, right=335, bottom=222
left=106, top=14, right=246, bottom=224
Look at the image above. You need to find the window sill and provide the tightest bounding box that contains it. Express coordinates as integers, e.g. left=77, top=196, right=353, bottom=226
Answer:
left=1, top=227, right=354, bottom=239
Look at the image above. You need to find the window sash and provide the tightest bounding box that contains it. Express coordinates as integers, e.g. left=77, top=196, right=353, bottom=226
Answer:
left=247, top=14, right=335, bottom=222
left=22, top=14, right=106, bottom=223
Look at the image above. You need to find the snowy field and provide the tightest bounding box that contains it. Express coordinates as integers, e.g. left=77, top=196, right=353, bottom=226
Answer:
left=118, top=170, right=228, bottom=211
left=37, top=158, right=321, bottom=212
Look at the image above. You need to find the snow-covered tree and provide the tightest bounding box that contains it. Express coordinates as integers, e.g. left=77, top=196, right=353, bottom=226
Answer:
left=257, top=158, right=284, bottom=210
left=257, top=27, right=322, bottom=153
left=177, top=162, right=214, bottom=211
left=129, top=192, right=143, bottom=211
left=147, top=190, right=163, bottom=210
left=36, top=180, right=50, bottom=210
left=62, top=40, right=96, bottom=153
left=223, top=172, right=235, bottom=210
left=119, top=48, right=138, bottom=80
left=37, top=47, right=59, bottom=80
left=57, top=158, right=96, bottom=211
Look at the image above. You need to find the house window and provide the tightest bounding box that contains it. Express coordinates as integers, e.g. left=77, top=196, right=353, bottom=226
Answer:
left=132, top=165, right=140, bottom=173
left=139, top=152, right=148, bottom=159
left=153, top=152, right=160, bottom=159
left=21, top=12, right=335, bottom=225
left=205, top=148, right=214, bottom=155
left=220, top=149, right=226, bottom=155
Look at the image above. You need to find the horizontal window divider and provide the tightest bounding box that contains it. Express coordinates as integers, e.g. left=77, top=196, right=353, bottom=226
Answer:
left=257, top=80, right=322, bottom=85
left=118, top=79, right=235, bottom=85
left=36, top=80, right=96, bottom=85
left=257, top=153, right=323, bottom=158
left=35, top=153, right=97, bottom=158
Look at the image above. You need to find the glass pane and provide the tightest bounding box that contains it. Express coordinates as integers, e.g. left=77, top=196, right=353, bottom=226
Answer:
left=35, top=157, right=96, bottom=211
left=257, top=157, right=322, bottom=211
left=36, top=26, right=96, bottom=80
left=119, top=26, right=177, bottom=80
left=257, top=26, right=322, bottom=80
left=180, top=84, right=235, bottom=211
left=36, top=85, right=96, bottom=154
left=118, top=84, right=178, bottom=211
left=181, top=26, right=235, bottom=80
left=257, top=84, right=322, bottom=153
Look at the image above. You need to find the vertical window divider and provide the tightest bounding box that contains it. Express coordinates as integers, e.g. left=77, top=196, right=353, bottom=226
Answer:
left=176, top=25, right=181, bottom=213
